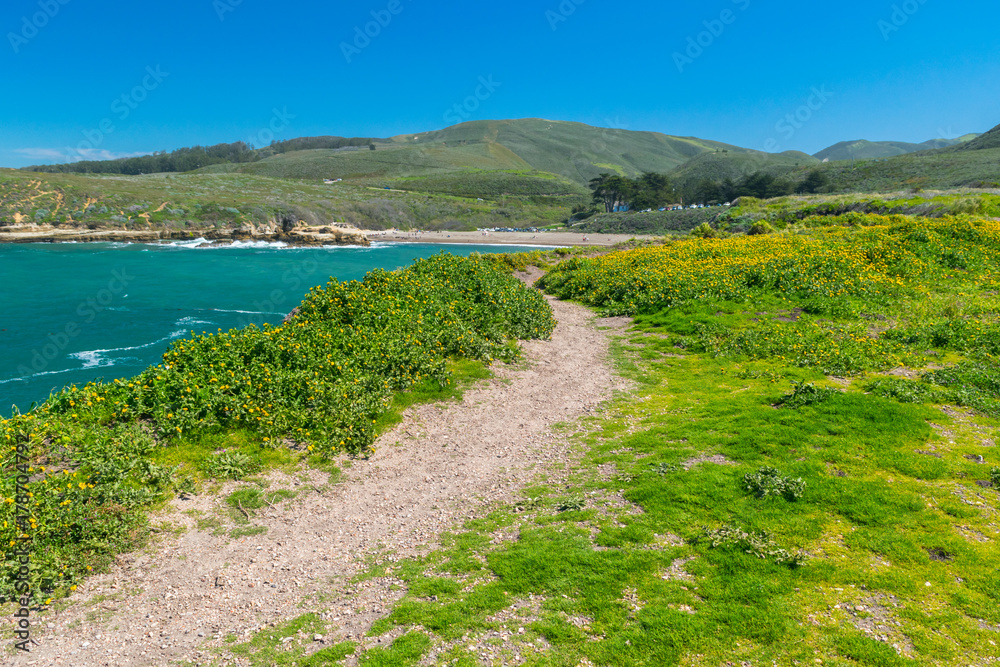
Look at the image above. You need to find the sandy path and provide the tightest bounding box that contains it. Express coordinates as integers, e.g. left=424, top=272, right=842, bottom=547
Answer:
left=8, top=271, right=626, bottom=666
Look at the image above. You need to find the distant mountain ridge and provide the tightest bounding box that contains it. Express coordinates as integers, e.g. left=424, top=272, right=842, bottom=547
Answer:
left=814, top=135, right=980, bottom=162
left=18, top=118, right=997, bottom=203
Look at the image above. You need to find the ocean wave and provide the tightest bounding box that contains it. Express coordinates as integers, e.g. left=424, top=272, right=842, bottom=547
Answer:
left=201, top=308, right=286, bottom=316
left=176, top=316, right=214, bottom=326
left=163, top=237, right=213, bottom=248
left=68, top=329, right=188, bottom=370
left=226, top=240, right=289, bottom=249
left=0, top=367, right=81, bottom=386
left=1, top=329, right=188, bottom=388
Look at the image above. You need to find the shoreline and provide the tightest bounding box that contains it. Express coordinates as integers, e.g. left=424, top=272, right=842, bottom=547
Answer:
left=0, top=228, right=654, bottom=248
left=364, top=230, right=650, bottom=247
left=0, top=225, right=371, bottom=247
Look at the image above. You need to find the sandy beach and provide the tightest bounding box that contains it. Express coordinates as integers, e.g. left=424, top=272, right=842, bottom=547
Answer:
left=365, top=229, right=653, bottom=247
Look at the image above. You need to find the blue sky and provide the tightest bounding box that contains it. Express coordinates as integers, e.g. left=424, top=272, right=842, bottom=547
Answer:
left=1, top=0, right=997, bottom=167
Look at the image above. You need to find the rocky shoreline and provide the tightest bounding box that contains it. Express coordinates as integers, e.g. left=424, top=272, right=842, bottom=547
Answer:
left=0, top=222, right=370, bottom=247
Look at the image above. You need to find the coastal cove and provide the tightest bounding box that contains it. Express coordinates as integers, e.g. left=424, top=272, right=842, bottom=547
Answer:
left=0, top=241, right=543, bottom=415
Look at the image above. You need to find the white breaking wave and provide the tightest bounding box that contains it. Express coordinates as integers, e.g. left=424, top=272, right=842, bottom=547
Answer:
left=176, top=316, right=214, bottom=326
left=0, top=367, right=82, bottom=385
left=203, top=308, right=286, bottom=316
left=163, top=237, right=213, bottom=248
left=68, top=329, right=188, bottom=369
left=225, top=240, right=289, bottom=249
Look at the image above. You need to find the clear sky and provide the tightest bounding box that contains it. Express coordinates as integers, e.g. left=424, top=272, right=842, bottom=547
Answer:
left=1, top=0, right=997, bottom=167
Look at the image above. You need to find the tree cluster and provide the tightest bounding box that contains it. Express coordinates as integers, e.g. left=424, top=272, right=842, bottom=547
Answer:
left=265, top=136, right=384, bottom=155
left=589, top=172, right=677, bottom=213
left=24, top=135, right=386, bottom=175
left=691, top=169, right=829, bottom=204
left=26, top=142, right=260, bottom=175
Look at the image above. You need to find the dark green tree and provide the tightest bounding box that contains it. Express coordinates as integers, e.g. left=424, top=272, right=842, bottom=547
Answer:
left=797, top=169, right=829, bottom=194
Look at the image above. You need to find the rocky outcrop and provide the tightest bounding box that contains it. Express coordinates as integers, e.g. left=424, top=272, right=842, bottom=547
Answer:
left=0, top=223, right=370, bottom=247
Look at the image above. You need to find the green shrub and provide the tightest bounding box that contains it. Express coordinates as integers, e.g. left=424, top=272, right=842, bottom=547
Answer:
left=690, top=222, right=717, bottom=239
left=204, top=450, right=260, bottom=480
left=865, top=377, right=945, bottom=404
left=778, top=381, right=839, bottom=409
left=556, top=497, right=586, bottom=512
left=743, top=466, right=806, bottom=501
left=695, top=525, right=807, bottom=567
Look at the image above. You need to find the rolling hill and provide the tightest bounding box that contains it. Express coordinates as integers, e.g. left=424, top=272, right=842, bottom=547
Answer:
left=205, top=119, right=756, bottom=196
left=390, top=119, right=750, bottom=184
left=954, top=122, right=1000, bottom=151
left=814, top=135, right=979, bottom=162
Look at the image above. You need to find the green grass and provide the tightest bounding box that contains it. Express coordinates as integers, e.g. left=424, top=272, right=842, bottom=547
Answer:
left=291, top=218, right=1000, bottom=665
left=213, top=612, right=356, bottom=666
left=329, top=330, right=998, bottom=665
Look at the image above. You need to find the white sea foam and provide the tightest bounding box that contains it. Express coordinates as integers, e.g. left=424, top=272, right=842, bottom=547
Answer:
left=68, top=329, right=188, bottom=369
left=164, top=237, right=213, bottom=248
left=225, top=240, right=289, bottom=249
left=176, top=316, right=214, bottom=326
left=203, top=308, right=286, bottom=316
left=0, top=367, right=81, bottom=385
left=71, top=350, right=109, bottom=369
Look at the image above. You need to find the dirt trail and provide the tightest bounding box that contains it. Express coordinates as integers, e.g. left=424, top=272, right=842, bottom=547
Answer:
left=9, top=270, right=627, bottom=666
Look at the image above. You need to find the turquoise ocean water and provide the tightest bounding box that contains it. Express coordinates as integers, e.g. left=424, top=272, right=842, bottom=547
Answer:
left=0, top=240, right=545, bottom=416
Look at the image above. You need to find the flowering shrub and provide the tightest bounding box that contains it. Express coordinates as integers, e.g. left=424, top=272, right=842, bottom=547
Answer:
left=538, top=216, right=1000, bottom=317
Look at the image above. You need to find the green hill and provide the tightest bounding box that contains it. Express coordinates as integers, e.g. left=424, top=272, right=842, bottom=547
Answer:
left=817, top=145, right=1000, bottom=192
left=194, top=118, right=753, bottom=199
left=955, top=123, right=1000, bottom=151
left=392, top=119, right=748, bottom=184
left=814, top=135, right=978, bottom=162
